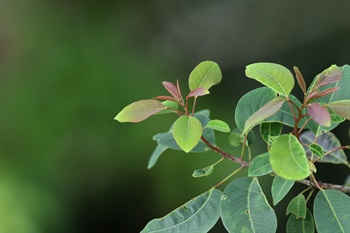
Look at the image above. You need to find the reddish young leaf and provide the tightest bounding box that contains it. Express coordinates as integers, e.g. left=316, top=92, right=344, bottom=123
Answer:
left=307, top=103, right=331, bottom=127
left=314, top=66, right=342, bottom=89
left=162, top=81, right=182, bottom=102
left=306, top=87, right=340, bottom=102
left=293, top=66, right=306, bottom=93
left=154, top=96, right=176, bottom=101
left=187, top=88, right=210, bottom=99
left=176, top=80, right=184, bottom=102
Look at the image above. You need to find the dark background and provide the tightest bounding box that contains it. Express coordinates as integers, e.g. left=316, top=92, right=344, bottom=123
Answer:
left=1, top=0, right=349, bottom=232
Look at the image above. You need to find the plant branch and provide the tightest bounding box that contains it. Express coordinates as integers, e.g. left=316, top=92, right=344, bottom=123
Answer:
left=296, top=179, right=350, bottom=194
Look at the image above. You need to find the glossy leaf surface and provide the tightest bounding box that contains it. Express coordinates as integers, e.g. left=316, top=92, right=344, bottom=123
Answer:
left=245, top=62, right=294, bottom=96
left=141, top=189, right=222, bottom=233
left=270, top=134, right=310, bottom=180
left=248, top=153, right=273, bottom=177
left=271, top=176, right=295, bottom=205
left=189, top=61, right=222, bottom=91
left=206, top=119, right=231, bottom=133
left=314, top=190, right=350, bottom=233
left=286, top=209, right=314, bottom=233
left=173, top=116, right=203, bottom=153
left=286, top=195, right=306, bottom=219
left=220, top=177, right=277, bottom=233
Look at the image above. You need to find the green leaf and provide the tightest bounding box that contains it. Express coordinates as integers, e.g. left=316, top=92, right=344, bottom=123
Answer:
left=220, top=177, right=277, bottom=233
left=192, top=165, right=214, bottom=178
left=270, top=134, right=310, bottom=180
left=156, top=101, right=178, bottom=115
left=286, top=209, right=314, bottom=233
left=286, top=195, right=306, bottom=219
left=147, top=144, right=167, bottom=169
left=206, top=119, right=231, bottom=133
left=308, top=143, right=324, bottom=158
left=235, top=87, right=306, bottom=130
left=243, top=97, right=286, bottom=134
left=248, top=152, right=273, bottom=177
left=327, top=100, right=350, bottom=120
left=271, top=176, right=295, bottom=205
left=141, top=189, right=222, bottom=233
left=245, top=62, right=295, bottom=96
left=314, top=190, right=350, bottom=233
left=300, top=131, right=348, bottom=165
left=189, top=61, right=222, bottom=91
left=229, top=128, right=255, bottom=147
left=260, top=122, right=282, bottom=144
left=173, top=116, right=203, bottom=153
left=115, top=99, right=166, bottom=123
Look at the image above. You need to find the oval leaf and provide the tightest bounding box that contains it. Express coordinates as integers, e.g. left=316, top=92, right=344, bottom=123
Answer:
left=308, top=143, right=324, bottom=158
left=286, top=195, right=306, bottom=219
left=327, top=100, right=350, bottom=120
left=189, top=61, right=222, bottom=91
left=307, top=103, right=331, bottom=127
left=173, top=115, right=203, bottom=153
left=220, top=177, right=277, bottom=233
left=314, top=190, right=350, bottom=233
left=245, top=62, right=295, bottom=96
left=260, top=122, right=282, bottom=144
left=248, top=152, right=273, bottom=177
left=206, top=119, right=231, bottom=133
left=115, top=99, right=166, bottom=123
left=286, top=209, right=314, bottom=233
left=270, top=134, right=310, bottom=180
left=192, top=165, right=214, bottom=178
left=141, top=189, right=222, bottom=233
left=271, top=176, right=295, bottom=205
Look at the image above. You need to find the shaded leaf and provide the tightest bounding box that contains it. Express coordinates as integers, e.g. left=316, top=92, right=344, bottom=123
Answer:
left=293, top=66, right=306, bottom=93
left=187, top=88, right=210, bottom=98
left=286, top=209, right=314, bottom=233
left=229, top=128, right=255, bottom=147
left=141, top=189, right=222, bottom=233
left=115, top=99, right=166, bottom=123
left=314, top=190, right=350, bottom=233
left=147, top=144, right=167, bottom=169
left=220, top=177, right=277, bottom=233
left=300, top=131, right=348, bottom=165
left=192, top=165, right=214, bottom=178
left=189, top=61, right=222, bottom=91
left=245, top=62, right=294, bottom=96
left=206, top=119, right=230, bottom=133
left=286, top=195, right=306, bottom=219
left=173, top=116, right=203, bottom=153
left=327, top=100, right=350, bottom=120
left=311, top=65, right=342, bottom=90
left=308, top=143, right=324, bottom=158
left=248, top=152, right=273, bottom=177
left=243, top=97, right=286, bottom=134
left=271, top=176, right=295, bottom=205
left=260, top=122, right=282, bottom=144
left=270, top=134, right=310, bottom=180
left=307, top=103, right=331, bottom=127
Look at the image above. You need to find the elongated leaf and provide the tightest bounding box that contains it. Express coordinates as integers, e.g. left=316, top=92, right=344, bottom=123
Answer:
left=192, top=165, right=214, bottom=178
left=271, top=176, right=295, bottom=205
left=147, top=144, right=167, bottom=169
left=260, top=122, right=282, bottom=144
left=162, top=81, right=182, bottom=102
left=314, top=190, right=350, bottom=233
left=310, top=65, right=342, bottom=90
left=293, top=66, right=306, bottom=93
left=248, top=152, right=273, bottom=177
left=286, top=195, right=306, bottom=219
left=141, top=189, right=222, bottom=233
left=286, top=209, right=314, bottom=233
left=235, top=87, right=306, bottom=130
left=220, top=177, right=277, bottom=233
left=189, top=61, right=222, bottom=91
left=243, top=97, right=286, bottom=134
left=206, top=119, right=230, bottom=133
left=187, top=88, right=210, bottom=98
left=299, top=131, right=348, bottom=165
left=307, top=103, right=331, bottom=127
left=173, top=116, right=203, bottom=153
left=115, top=99, right=166, bottom=123
left=327, top=100, right=350, bottom=120
left=270, top=134, right=310, bottom=180
left=245, top=62, right=294, bottom=96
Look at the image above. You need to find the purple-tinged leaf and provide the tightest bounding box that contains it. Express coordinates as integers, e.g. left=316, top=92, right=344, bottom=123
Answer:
left=176, top=80, right=184, bottom=102
left=294, top=66, right=306, bottom=93
left=187, top=88, right=210, bottom=98
left=327, top=100, right=350, bottom=120
left=162, top=81, right=182, bottom=102
left=313, top=65, right=342, bottom=89
left=307, top=87, right=340, bottom=102
left=115, top=99, right=166, bottom=123
left=307, top=103, right=331, bottom=127
left=154, top=95, right=176, bottom=101
left=243, top=97, right=286, bottom=134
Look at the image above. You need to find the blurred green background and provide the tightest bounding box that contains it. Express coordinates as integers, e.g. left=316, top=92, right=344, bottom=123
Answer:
left=1, top=0, right=349, bottom=232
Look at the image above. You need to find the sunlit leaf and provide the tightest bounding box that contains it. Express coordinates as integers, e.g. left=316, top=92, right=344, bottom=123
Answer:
left=156, top=100, right=178, bottom=115
left=220, top=177, right=277, bottom=233
left=286, top=209, right=314, bottom=233
left=141, top=189, right=222, bottom=233
left=147, top=144, right=167, bottom=169
left=271, top=176, right=295, bottom=205
left=115, top=99, right=166, bottom=123
left=308, top=143, right=324, bottom=158
left=270, top=134, right=310, bottom=180
left=243, top=97, right=286, bottom=134
left=300, top=131, right=348, bottom=165
left=206, top=119, right=230, bottom=133
left=314, top=190, right=350, bottom=233
left=245, top=62, right=294, bottom=96
left=327, top=100, right=350, bottom=120
left=307, top=103, right=331, bottom=127
left=187, top=88, right=210, bottom=98
left=162, top=81, right=182, bottom=102
left=192, top=165, right=214, bottom=178
left=248, top=152, right=273, bottom=177
left=189, top=61, right=222, bottom=91
left=286, top=195, right=306, bottom=219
